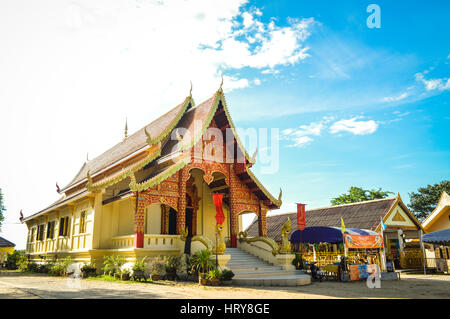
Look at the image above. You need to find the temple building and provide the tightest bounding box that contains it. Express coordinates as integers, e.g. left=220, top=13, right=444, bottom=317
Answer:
left=0, top=236, right=15, bottom=264
left=247, top=195, right=425, bottom=269
left=23, top=86, right=282, bottom=266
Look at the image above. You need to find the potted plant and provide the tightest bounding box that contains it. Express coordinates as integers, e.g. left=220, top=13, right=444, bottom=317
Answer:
left=198, top=272, right=208, bottom=286
left=103, top=255, right=125, bottom=278
left=219, top=269, right=234, bottom=285
left=81, top=263, right=97, bottom=278
left=132, top=257, right=147, bottom=282
left=149, top=258, right=164, bottom=281
left=50, top=256, right=73, bottom=276
left=117, top=268, right=131, bottom=281
left=206, top=268, right=220, bottom=286
left=191, top=249, right=214, bottom=285
left=164, top=255, right=182, bottom=281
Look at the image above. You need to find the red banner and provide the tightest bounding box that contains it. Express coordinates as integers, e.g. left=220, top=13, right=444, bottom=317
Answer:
left=212, top=193, right=225, bottom=225
left=344, top=234, right=383, bottom=249
left=297, top=203, right=306, bottom=231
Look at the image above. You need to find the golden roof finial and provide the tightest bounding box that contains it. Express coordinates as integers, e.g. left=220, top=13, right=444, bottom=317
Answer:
left=278, top=188, right=283, bottom=202
left=251, top=148, right=258, bottom=163
left=124, top=117, right=128, bottom=139
left=144, top=127, right=152, bottom=144
left=219, top=74, right=224, bottom=91
left=189, top=81, right=193, bottom=97
left=86, top=153, right=89, bottom=161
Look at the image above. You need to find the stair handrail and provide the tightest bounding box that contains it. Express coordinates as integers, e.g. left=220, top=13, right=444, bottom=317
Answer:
left=238, top=230, right=280, bottom=256
left=180, top=227, right=213, bottom=253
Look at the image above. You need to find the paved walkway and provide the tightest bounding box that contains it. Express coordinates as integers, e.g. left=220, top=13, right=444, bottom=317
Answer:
left=0, top=271, right=449, bottom=299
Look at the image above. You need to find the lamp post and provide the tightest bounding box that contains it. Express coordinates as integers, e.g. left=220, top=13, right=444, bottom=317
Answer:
left=215, top=225, right=219, bottom=269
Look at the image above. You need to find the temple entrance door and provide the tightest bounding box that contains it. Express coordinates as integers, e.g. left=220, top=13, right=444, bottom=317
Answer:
left=186, top=208, right=193, bottom=236
left=168, top=208, right=177, bottom=235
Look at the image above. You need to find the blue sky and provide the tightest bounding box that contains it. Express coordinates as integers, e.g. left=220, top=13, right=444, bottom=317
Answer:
left=225, top=0, right=450, bottom=212
left=0, top=0, right=449, bottom=248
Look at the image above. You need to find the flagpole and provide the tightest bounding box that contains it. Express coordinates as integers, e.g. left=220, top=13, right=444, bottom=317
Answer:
left=380, top=217, right=387, bottom=272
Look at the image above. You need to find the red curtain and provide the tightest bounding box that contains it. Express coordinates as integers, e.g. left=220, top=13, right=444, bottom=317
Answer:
left=297, top=203, right=306, bottom=231
left=212, top=193, right=225, bottom=225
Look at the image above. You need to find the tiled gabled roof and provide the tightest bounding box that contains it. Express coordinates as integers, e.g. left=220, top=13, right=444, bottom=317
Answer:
left=0, top=236, right=15, bottom=248
left=61, top=96, right=194, bottom=192
left=246, top=197, right=398, bottom=242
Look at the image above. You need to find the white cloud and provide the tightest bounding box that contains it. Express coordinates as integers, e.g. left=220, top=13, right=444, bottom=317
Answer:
left=329, top=117, right=378, bottom=135
left=290, top=136, right=313, bottom=148
left=415, top=72, right=450, bottom=91
left=281, top=118, right=327, bottom=147
left=203, top=16, right=315, bottom=70
left=382, top=92, right=408, bottom=102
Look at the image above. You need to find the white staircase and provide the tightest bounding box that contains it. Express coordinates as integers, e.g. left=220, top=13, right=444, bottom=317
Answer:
left=225, top=248, right=310, bottom=286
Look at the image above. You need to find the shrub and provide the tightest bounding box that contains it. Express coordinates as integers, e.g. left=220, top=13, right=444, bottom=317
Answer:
left=17, top=255, right=29, bottom=272
left=81, top=263, right=97, bottom=278
left=37, top=263, right=51, bottom=273
left=5, top=251, right=24, bottom=270
left=206, top=268, right=220, bottom=280
left=28, top=262, right=39, bottom=273
left=219, top=269, right=234, bottom=281
left=149, top=258, right=165, bottom=275
left=50, top=257, right=73, bottom=276
left=81, top=263, right=96, bottom=272
left=165, top=255, right=182, bottom=274
left=191, top=249, right=214, bottom=276
left=102, top=255, right=125, bottom=276
left=133, top=257, right=147, bottom=272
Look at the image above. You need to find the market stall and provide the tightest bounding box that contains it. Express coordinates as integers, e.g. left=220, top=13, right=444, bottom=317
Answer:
left=422, top=228, right=450, bottom=273
left=290, top=226, right=384, bottom=281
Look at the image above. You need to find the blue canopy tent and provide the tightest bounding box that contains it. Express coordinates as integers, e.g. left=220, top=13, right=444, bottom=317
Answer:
left=290, top=226, right=379, bottom=244
left=422, top=228, right=450, bottom=244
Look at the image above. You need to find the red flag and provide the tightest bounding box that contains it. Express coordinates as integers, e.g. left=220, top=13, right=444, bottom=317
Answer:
left=297, top=203, right=306, bottom=231
left=19, top=210, right=24, bottom=223
left=212, top=193, right=225, bottom=225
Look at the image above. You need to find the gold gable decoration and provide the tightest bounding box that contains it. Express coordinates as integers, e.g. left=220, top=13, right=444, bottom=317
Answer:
left=392, top=211, right=406, bottom=222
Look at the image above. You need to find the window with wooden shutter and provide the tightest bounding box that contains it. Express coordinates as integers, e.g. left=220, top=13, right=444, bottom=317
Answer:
left=47, top=221, right=55, bottom=239
left=59, top=217, right=70, bottom=236
left=37, top=224, right=45, bottom=241
left=79, top=211, right=86, bottom=234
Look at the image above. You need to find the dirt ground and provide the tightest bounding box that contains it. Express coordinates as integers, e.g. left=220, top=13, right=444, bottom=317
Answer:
left=0, top=270, right=449, bottom=299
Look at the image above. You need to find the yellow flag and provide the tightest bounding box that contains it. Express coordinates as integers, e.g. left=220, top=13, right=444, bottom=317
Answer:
left=341, top=217, right=346, bottom=234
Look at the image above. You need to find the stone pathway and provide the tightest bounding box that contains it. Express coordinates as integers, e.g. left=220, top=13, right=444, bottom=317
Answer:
left=0, top=271, right=449, bottom=299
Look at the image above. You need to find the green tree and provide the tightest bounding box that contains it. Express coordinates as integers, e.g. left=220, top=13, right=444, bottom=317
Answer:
left=331, top=186, right=393, bottom=206
left=408, top=180, right=450, bottom=220
left=0, top=188, right=5, bottom=231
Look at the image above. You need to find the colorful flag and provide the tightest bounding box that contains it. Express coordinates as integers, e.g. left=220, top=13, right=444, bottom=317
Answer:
left=341, top=217, right=346, bottom=234
left=297, top=203, right=306, bottom=231
left=212, top=193, right=225, bottom=225
left=380, top=217, right=387, bottom=231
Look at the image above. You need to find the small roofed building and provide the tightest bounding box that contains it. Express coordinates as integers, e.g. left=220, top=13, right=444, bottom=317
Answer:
left=246, top=195, right=424, bottom=269
left=22, top=86, right=282, bottom=268
left=0, top=236, right=15, bottom=264
left=421, top=192, right=450, bottom=271
left=422, top=191, right=450, bottom=233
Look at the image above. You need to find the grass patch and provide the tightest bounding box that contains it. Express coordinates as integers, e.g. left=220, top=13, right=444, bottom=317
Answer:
left=86, top=275, right=126, bottom=282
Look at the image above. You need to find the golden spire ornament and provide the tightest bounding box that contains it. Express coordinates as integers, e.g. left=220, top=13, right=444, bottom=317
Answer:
left=219, top=74, right=224, bottom=91
left=124, top=117, right=128, bottom=139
